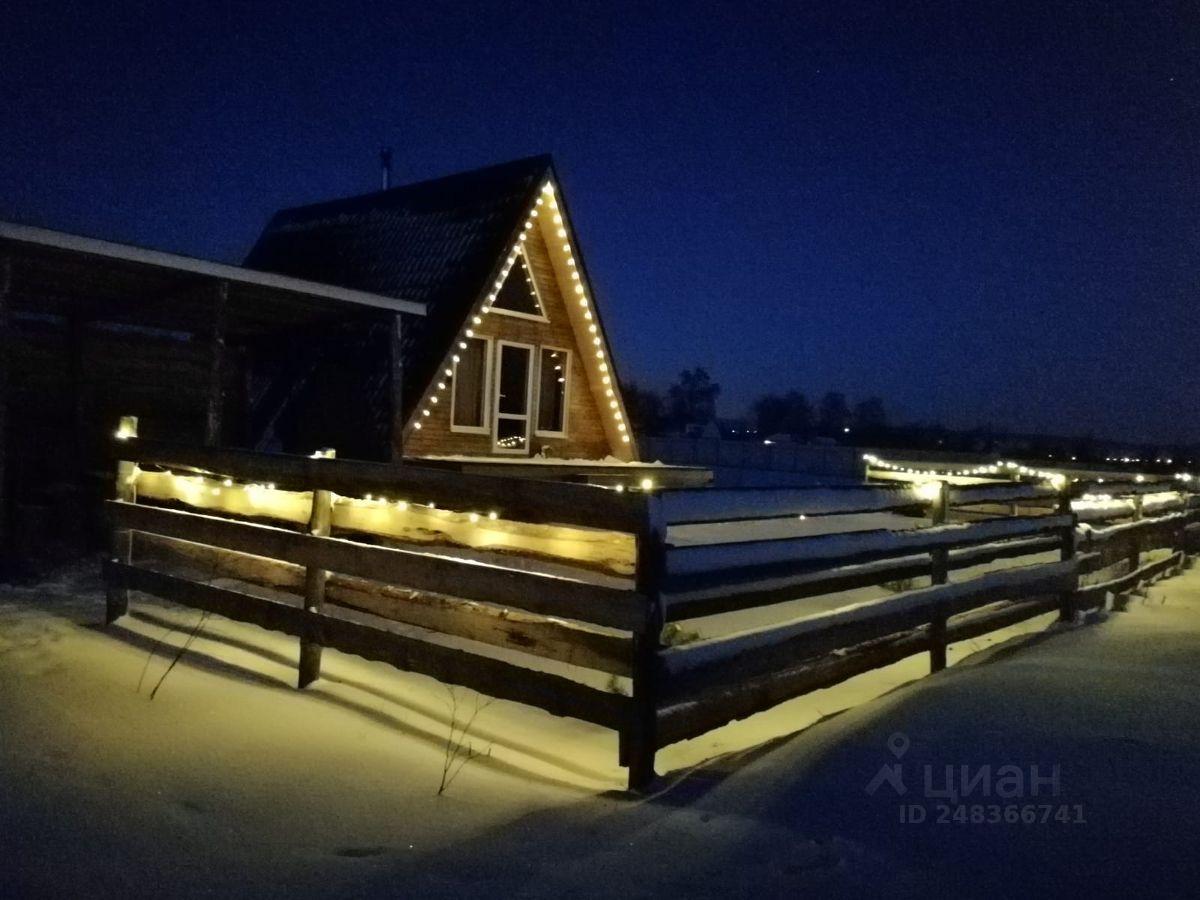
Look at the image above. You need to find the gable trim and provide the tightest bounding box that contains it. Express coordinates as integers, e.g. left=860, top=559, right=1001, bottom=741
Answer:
left=403, top=174, right=636, bottom=461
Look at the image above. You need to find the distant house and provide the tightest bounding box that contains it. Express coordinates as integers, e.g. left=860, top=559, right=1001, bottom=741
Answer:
left=244, top=155, right=634, bottom=462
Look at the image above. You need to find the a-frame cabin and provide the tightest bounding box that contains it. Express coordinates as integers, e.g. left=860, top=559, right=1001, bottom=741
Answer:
left=245, top=155, right=635, bottom=463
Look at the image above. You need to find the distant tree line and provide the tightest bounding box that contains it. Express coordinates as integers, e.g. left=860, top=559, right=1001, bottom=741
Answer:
left=619, top=367, right=1195, bottom=466
left=621, top=368, right=887, bottom=441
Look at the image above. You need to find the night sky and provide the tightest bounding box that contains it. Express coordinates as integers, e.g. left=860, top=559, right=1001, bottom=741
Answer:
left=2, top=1, right=1197, bottom=444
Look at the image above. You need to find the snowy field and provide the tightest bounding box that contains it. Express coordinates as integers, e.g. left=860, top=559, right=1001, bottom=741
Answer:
left=2, top=559, right=1199, bottom=898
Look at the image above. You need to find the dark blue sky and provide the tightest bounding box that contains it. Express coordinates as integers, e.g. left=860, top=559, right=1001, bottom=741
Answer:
left=2, top=1, right=1197, bottom=443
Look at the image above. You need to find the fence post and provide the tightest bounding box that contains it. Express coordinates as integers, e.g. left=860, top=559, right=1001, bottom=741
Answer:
left=626, top=492, right=665, bottom=792
left=107, top=415, right=139, bottom=624
left=298, top=448, right=335, bottom=689
left=1127, top=494, right=1143, bottom=575
left=1178, top=491, right=1191, bottom=567
left=1058, top=487, right=1078, bottom=620
left=928, top=481, right=949, bottom=673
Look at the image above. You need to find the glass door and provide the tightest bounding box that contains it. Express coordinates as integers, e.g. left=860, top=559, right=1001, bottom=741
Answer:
left=493, top=342, right=533, bottom=454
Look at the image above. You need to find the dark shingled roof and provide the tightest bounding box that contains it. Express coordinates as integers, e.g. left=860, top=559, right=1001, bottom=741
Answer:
left=243, top=155, right=554, bottom=419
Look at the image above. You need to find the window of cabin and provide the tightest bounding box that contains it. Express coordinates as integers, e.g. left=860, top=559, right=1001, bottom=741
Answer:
left=536, top=348, right=569, bottom=436
left=494, top=341, right=533, bottom=453
left=490, top=248, right=546, bottom=320
left=451, top=337, right=490, bottom=432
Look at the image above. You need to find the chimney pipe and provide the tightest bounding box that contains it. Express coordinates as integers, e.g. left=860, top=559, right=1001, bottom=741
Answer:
left=381, top=147, right=393, bottom=190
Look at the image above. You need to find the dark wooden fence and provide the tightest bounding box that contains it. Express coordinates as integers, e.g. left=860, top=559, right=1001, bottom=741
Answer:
left=103, top=421, right=1198, bottom=791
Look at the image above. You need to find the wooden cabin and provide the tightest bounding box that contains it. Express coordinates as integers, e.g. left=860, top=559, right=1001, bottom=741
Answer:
left=0, top=156, right=680, bottom=571
left=244, top=155, right=636, bottom=463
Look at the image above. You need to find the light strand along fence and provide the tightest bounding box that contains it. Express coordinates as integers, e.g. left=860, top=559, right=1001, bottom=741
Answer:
left=103, top=418, right=1199, bottom=790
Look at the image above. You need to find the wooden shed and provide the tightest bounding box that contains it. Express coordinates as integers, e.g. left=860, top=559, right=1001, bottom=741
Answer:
left=0, top=221, right=423, bottom=570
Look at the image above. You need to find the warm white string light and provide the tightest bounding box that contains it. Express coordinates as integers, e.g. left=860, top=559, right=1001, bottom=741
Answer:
left=406, top=179, right=632, bottom=450
left=862, top=453, right=1067, bottom=487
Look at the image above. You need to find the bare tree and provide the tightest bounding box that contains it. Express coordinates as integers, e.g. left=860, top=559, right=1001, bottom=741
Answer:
left=437, top=687, right=494, bottom=796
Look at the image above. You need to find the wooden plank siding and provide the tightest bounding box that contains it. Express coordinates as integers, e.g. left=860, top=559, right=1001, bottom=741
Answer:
left=403, top=223, right=612, bottom=460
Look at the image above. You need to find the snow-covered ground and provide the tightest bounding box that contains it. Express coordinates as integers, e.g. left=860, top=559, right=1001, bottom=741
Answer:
left=2, top=559, right=1198, bottom=898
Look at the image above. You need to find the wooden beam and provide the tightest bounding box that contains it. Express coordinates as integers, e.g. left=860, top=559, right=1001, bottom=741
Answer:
left=928, top=481, right=950, bottom=672
left=0, top=255, right=9, bottom=573
left=299, top=448, right=334, bottom=688
left=664, top=514, right=1074, bottom=587
left=205, top=281, right=229, bottom=447
left=105, top=561, right=632, bottom=730
left=659, top=560, right=1078, bottom=702
left=107, top=500, right=645, bottom=630
left=109, top=436, right=646, bottom=533
left=389, top=314, right=404, bottom=462
left=656, top=629, right=930, bottom=749
left=107, top=416, right=139, bottom=623
left=660, top=484, right=926, bottom=525
left=66, top=315, right=88, bottom=485
left=663, top=534, right=1062, bottom=623
left=134, top=532, right=635, bottom=675
left=626, top=495, right=664, bottom=792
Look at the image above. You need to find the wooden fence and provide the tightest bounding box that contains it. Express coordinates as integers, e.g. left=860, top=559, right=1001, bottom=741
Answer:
left=102, top=419, right=1198, bottom=791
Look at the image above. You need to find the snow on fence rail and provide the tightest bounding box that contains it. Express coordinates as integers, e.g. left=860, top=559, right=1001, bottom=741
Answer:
left=101, top=418, right=1199, bottom=792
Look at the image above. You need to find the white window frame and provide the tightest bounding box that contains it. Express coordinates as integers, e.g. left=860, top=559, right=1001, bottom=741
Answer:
left=449, top=335, right=493, bottom=435
left=534, top=345, right=571, bottom=438
left=489, top=245, right=549, bottom=323
left=492, top=339, right=536, bottom=455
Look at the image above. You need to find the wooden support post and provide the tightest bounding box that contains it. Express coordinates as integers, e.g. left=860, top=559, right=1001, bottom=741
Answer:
left=298, top=448, right=335, bottom=688
left=66, top=316, right=89, bottom=488
left=389, top=313, right=405, bottom=462
left=626, top=494, right=665, bottom=792
left=205, top=281, right=229, bottom=447
left=1127, top=495, right=1142, bottom=574
left=0, top=255, right=10, bottom=576
left=1057, top=488, right=1078, bottom=620
left=107, top=416, right=139, bottom=624
left=928, top=481, right=949, bottom=672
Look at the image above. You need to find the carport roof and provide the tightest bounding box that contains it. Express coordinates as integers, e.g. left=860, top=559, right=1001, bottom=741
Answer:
left=0, top=220, right=425, bottom=337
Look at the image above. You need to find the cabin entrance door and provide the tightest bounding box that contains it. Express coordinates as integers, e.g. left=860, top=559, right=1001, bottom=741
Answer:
left=492, top=341, right=533, bottom=454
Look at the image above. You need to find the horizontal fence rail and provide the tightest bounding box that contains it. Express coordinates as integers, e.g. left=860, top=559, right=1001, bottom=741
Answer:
left=100, top=421, right=1198, bottom=793
left=112, top=436, right=648, bottom=534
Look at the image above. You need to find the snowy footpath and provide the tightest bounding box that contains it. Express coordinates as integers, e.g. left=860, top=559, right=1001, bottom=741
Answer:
left=3, top=561, right=1199, bottom=898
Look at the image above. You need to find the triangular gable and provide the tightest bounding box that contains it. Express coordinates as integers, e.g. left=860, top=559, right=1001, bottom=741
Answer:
left=405, top=176, right=636, bottom=460
left=243, top=156, right=553, bottom=424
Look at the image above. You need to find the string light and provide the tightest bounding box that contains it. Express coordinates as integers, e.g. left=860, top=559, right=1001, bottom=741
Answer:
left=863, top=453, right=1065, bottom=487
left=405, top=178, right=630, bottom=456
